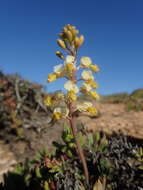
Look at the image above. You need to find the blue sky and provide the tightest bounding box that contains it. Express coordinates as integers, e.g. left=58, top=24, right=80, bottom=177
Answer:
left=0, top=0, right=143, bottom=95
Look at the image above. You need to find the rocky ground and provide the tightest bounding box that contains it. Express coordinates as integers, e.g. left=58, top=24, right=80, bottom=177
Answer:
left=0, top=102, right=143, bottom=182
left=0, top=141, right=17, bottom=182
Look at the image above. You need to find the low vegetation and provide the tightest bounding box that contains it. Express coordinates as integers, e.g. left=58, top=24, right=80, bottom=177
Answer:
left=0, top=70, right=50, bottom=142
left=101, top=89, right=143, bottom=112
left=1, top=126, right=143, bottom=190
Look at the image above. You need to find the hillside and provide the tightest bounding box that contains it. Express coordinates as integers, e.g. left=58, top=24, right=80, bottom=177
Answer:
left=0, top=72, right=143, bottom=182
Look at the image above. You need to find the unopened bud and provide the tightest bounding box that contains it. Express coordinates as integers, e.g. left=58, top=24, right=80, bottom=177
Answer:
left=71, top=29, right=79, bottom=38
left=57, top=39, right=66, bottom=49
left=65, top=30, right=73, bottom=42
left=74, top=37, right=80, bottom=48
left=71, top=25, right=76, bottom=30
left=63, top=27, right=68, bottom=33
left=56, top=51, right=64, bottom=59
left=79, top=35, right=84, bottom=46
left=58, top=33, right=64, bottom=38
left=66, top=24, right=72, bottom=30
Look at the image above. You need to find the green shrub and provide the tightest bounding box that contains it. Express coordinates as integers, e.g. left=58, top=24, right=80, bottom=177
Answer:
left=130, top=89, right=143, bottom=100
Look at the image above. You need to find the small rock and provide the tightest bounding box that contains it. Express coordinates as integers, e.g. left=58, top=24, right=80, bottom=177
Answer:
left=112, top=112, right=120, bottom=117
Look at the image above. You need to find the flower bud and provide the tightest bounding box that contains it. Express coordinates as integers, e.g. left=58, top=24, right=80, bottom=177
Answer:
left=57, top=39, right=66, bottom=49
left=71, top=29, right=79, bottom=37
left=56, top=51, right=64, bottom=59
left=79, top=35, right=84, bottom=46
left=58, top=33, right=64, bottom=39
left=63, top=27, right=68, bottom=33
left=66, top=24, right=72, bottom=31
left=65, top=30, right=73, bottom=42
left=74, top=37, right=80, bottom=48
left=71, top=25, right=76, bottom=30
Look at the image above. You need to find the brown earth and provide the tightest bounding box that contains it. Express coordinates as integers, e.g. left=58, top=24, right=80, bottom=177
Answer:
left=77, top=102, right=143, bottom=139
left=0, top=102, right=143, bottom=182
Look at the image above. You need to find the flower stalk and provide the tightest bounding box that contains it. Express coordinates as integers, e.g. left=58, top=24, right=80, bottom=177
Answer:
left=67, top=49, right=89, bottom=184
left=68, top=102, right=89, bottom=184
left=44, top=24, right=100, bottom=185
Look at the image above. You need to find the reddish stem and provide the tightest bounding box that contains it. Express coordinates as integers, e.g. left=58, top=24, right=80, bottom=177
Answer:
left=68, top=103, right=89, bottom=184
left=66, top=48, right=89, bottom=184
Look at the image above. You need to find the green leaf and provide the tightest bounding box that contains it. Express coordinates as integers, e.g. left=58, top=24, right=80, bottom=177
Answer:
left=35, top=167, right=42, bottom=178
left=44, top=181, right=50, bottom=190
left=87, top=133, right=94, bottom=147
left=94, top=132, right=100, bottom=142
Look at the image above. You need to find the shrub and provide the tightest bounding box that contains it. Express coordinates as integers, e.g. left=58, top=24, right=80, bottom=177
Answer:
left=125, top=100, right=143, bottom=112
left=130, top=89, right=143, bottom=100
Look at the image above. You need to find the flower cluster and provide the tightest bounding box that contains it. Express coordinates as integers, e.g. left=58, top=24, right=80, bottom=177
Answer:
left=45, top=24, right=100, bottom=121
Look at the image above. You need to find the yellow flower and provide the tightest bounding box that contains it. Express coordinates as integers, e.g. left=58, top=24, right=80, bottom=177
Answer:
left=65, top=63, right=75, bottom=72
left=64, top=80, right=79, bottom=93
left=53, top=107, right=69, bottom=120
left=64, top=55, right=75, bottom=64
left=44, top=96, right=52, bottom=106
left=81, top=70, right=94, bottom=81
left=86, top=80, right=98, bottom=88
left=77, top=102, right=93, bottom=112
left=80, top=57, right=92, bottom=68
left=80, top=83, right=92, bottom=93
left=54, top=63, right=74, bottom=78
left=76, top=104, right=86, bottom=112
left=89, top=64, right=99, bottom=72
left=77, top=102, right=97, bottom=115
left=56, top=92, right=64, bottom=100
left=54, top=64, right=64, bottom=76
left=64, top=56, right=75, bottom=74
left=90, top=91, right=100, bottom=99
left=47, top=73, right=57, bottom=82
left=83, top=102, right=93, bottom=108
left=67, top=90, right=77, bottom=101
left=86, top=106, right=97, bottom=115
left=53, top=108, right=62, bottom=120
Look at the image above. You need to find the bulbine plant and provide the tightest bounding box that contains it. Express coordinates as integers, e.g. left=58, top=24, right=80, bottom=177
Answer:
left=44, top=24, right=100, bottom=185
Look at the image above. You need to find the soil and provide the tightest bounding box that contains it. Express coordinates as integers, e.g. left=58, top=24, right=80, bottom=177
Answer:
left=0, top=102, right=143, bottom=182
left=77, top=102, right=143, bottom=139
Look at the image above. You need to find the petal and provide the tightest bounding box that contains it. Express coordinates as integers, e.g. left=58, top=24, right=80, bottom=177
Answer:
left=54, top=64, right=63, bottom=74
left=90, top=91, right=100, bottom=99
left=81, top=83, right=92, bottom=92
left=90, top=64, right=99, bottom=72
left=54, top=107, right=62, bottom=113
left=81, top=70, right=94, bottom=81
left=47, top=73, right=57, bottom=82
left=65, top=55, right=75, bottom=64
left=64, top=81, right=79, bottom=93
left=80, top=57, right=92, bottom=68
